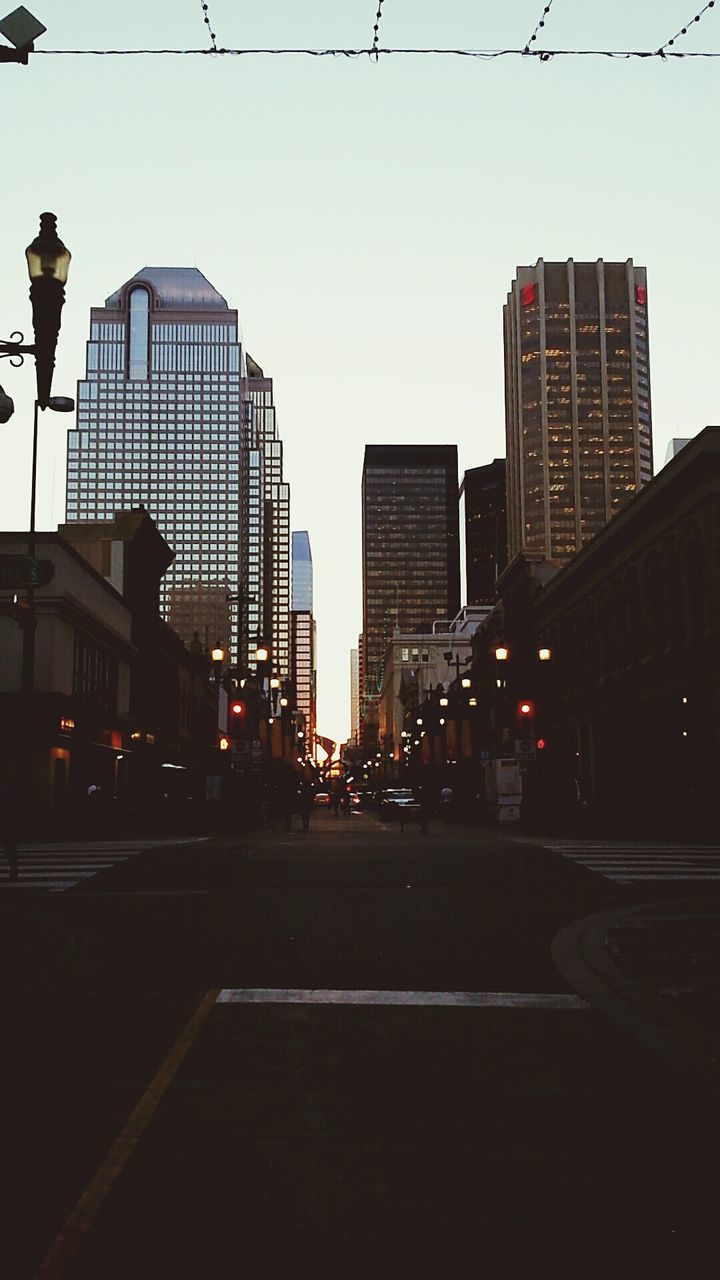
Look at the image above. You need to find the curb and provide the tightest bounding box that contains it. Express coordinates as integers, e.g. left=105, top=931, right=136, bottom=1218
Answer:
left=552, top=901, right=720, bottom=1101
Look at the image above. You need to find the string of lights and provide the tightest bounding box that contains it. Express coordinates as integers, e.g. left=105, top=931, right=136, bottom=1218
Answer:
left=199, top=1, right=218, bottom=53
left=372, top=1, right=386, bottom=61
left=524, top=1, right=559, bottom=56
left=33, top=46, right=720, bottom=59
left=657, top=1, right=716, bottom=55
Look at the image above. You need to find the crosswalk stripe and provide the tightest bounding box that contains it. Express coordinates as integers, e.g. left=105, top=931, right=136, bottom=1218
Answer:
left=613, top=873, right=720, bottom=882
left=549, top=841, right=720, bottom=884
left=3, top=836, right=209, bottom=892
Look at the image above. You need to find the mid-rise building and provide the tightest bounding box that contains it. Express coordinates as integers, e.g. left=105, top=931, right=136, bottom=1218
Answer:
left=290, top=529, right=316, bottom=747
left=460, top=459, right=507, bottom=605
left=361, top=445, right=460, bottom=751
left=504, top=258, right=653, bottom=565
left=377, top=607, right=491, bottom=766
left=291, top=610, right=316, bottom=751
left=350, top=647, right=359, bottom=745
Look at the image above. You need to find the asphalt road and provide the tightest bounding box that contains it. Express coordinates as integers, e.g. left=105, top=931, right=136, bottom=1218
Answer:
left=2, top=809, right=719, bottom=1279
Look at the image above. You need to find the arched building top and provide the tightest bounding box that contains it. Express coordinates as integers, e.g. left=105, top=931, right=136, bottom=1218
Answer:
left=106, top=266, right=230, bottom=312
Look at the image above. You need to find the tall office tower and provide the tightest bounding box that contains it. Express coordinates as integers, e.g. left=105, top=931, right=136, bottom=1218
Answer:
left=290, top=530, right=316, bottom=744
left=460, top=459, right=507, bottom=605
left=350, top=647, right=359, bottom=745
left=65, top=268, right=248, bottom=659
left=244, top=356, right=291, bottom=678
left=291, top=531, right=313, bottom=611
left=504, top=259, right=653, bottom=564
left=361, top=445, right=460, bottom=750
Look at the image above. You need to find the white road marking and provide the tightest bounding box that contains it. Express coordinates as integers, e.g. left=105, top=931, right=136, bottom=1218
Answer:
left=551, top=842, right=720, bottom=884
left=216, top=988, right=588, bottom=1009
left=2, top=837, right=209, bottom=892
left=612, top=874, right=720, bottom=882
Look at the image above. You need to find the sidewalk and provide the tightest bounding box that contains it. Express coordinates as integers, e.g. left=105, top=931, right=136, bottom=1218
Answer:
left=607, top=899, right=720, bottom=1038
left=553, top=899, right=720, bottom=1098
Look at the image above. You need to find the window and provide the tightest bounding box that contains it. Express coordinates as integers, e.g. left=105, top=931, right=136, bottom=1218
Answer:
left=128, top=287, right=150, bottom=381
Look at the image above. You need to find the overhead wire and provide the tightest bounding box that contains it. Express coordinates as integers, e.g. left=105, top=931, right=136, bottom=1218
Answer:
left=656, top=1, right=716, bottom=55
left=524, top=1, right=560, bottom=56
left=199, top=1, right=218, bottom=53
left=372, top=1, right=386, bottom=61
left=32, top=46, right=720, bottom=59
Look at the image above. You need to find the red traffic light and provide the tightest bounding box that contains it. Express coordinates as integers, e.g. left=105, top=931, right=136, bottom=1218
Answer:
left=230, top=701, right=245, bottom=717
left=537, top=738, right=547, bottom=751
left=518, top=701, right=533, bottom=717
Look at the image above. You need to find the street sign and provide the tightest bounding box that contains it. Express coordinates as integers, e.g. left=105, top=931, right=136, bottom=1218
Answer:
left=0, top=555, right=54, bottom=590
left=515, top=737, right=537, bottom=761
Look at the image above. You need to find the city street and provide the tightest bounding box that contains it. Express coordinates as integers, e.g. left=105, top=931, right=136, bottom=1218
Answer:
left=2, top=809, right=720, bottom=1278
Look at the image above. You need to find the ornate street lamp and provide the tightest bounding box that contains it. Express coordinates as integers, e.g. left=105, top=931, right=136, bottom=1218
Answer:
left=25, top=212, right=71, bottom=408
left=1, top=212, right=71, bottom=412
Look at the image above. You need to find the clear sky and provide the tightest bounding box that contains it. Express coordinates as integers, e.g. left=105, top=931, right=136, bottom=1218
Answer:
left=2, top=1, right=719, bottom=743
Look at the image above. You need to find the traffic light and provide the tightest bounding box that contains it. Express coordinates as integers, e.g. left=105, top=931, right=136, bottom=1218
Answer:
left=228, top=699, right=247, bottom=739
left=516, top=699, right=535, bottom=735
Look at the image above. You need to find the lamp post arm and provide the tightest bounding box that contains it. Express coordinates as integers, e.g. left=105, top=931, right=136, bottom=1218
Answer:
left=0, top=333, right=35, bottom=366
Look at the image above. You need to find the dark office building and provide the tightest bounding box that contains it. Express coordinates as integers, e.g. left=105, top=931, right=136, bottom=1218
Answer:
left=361, top=445, right=460, bottom=749
left=504, top=258, right=653, bottom=565
left=461, top=459, right=507, bottom=605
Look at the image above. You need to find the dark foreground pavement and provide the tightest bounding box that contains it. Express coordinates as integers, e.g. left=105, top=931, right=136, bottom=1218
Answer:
left=1, top=810, right=719, bottom=1279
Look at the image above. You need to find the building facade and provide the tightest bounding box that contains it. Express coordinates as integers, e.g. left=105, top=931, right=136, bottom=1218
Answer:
left=244, top=356, right=291, bottom=679
left=350, top=646, right=359, bottom=745
left=291, top=531, right=313, bottom=611
left=291, top=610, right=316, bottom=752
left=377, top=608, right=490, bottom=767
left=65, top=267, right=247, bottom=661
left=361, top=445, right=461, bottom=751
left=460, top=459, right=507, bottom=605
left=471, top=427, right=719, bottom=834
left=504, top=259, right=653, bottom=565
left=290, top=530, right=316, bottom=748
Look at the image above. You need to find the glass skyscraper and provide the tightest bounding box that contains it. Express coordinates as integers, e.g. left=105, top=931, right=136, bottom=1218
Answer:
left=65, top=267, right=291, bottom=677
left=291, top=531, right=313, bottom=611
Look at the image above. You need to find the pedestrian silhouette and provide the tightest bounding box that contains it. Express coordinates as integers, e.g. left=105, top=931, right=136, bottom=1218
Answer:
left=298, top=778, right=314, bottom=832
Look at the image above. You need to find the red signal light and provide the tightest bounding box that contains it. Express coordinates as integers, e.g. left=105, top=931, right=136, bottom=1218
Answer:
left=230, top=701, right=245, bottom=716
left=519, top=701, right=533, bottom=716
left=537, top=738, right=546, bottom=751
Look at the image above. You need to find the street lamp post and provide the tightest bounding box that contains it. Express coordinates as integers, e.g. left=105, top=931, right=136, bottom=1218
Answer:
left=0, top=215, right=73, bottom=699
left=22, top=394, right=74, bottom=696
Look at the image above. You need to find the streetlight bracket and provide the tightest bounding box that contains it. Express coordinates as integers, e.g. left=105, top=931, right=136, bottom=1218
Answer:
left=0, top=332, right=35, bottom=366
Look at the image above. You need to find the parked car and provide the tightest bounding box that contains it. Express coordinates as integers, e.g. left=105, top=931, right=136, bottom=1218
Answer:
left=379, top=788, right=420, bottom=821
left=314, top=791, right=331, bottom=807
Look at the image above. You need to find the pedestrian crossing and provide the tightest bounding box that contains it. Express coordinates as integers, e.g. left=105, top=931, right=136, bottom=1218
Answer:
left=547, top=840, right=720, bottom=884
left=1, top=837, right=208, bottom=893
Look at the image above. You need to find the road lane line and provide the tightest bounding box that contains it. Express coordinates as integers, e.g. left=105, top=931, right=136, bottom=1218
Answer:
left=38, top=987, right=221, bottom=1279
left=216, top=989, right=588, bottom=1009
